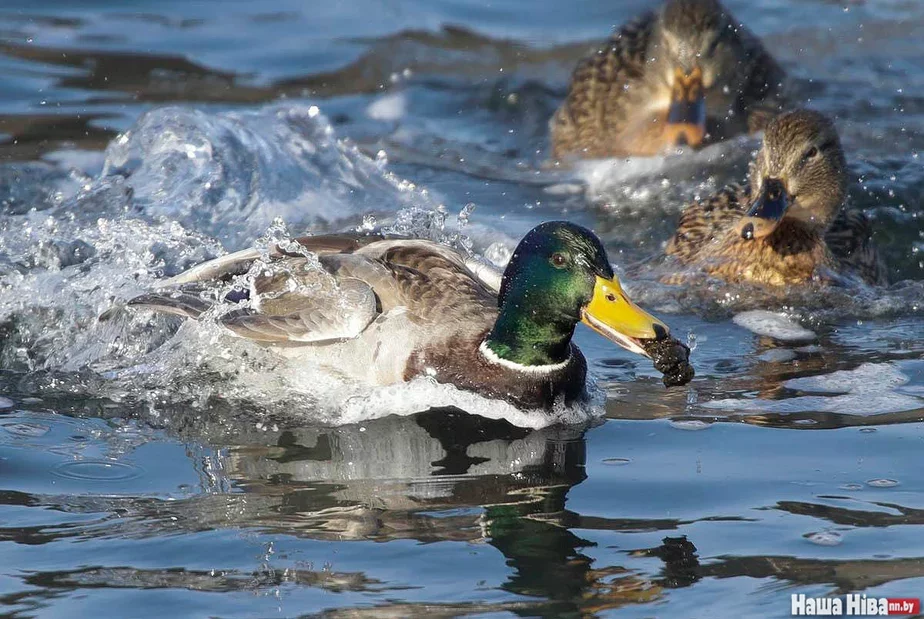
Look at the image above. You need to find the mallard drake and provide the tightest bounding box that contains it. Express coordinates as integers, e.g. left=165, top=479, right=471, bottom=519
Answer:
left=550, top=0, right=787, bottom=159
left=665, top=109, right=887, bottom=286
left=126, top=222, right=693, bottom=410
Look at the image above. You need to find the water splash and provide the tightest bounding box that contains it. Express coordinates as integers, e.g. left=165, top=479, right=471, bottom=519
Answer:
left=0, top=103, right=602, bottom=429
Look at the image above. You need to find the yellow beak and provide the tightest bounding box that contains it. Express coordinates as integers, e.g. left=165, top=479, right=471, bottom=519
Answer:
left=580, top=276, right=669, bottom=358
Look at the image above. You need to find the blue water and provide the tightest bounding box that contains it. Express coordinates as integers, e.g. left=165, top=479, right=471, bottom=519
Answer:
left=0, top=0, right=923, bottom=617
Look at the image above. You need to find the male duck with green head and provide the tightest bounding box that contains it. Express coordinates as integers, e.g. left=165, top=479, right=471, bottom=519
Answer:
left=127, top=221, right=693, bottom=410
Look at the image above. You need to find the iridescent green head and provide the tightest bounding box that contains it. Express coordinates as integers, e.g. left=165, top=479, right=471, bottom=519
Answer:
left=485, top=222, right=669, bottom=367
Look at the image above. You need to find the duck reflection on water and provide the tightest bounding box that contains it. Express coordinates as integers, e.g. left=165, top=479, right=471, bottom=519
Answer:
left=205, top=408, right=703, bottom=613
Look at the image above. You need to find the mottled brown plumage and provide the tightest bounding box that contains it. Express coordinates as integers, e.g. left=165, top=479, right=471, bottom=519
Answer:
left=550, top=0, right=787, bottom=159
left=665, top=110, right=887, bottom=286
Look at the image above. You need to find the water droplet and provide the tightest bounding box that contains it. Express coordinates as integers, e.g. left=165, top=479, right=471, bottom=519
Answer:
left=457, top=202, right=475, bottom=229
left=805, top=531, right=843, bottom=546
left=602, top=457, right=631, bottom=466
left=53, top=460, right=144, bottom=482
left=670, top=419, right=713, bottom=431
left=867, top=478, right=899, bottom=488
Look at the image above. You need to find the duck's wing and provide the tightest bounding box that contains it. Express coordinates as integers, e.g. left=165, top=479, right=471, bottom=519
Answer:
left=128, top=234, right=502, bottom=343
left=130, top=234, right=387, bottom=343
left=550, top=12, right=655, bottom=158
left=129, top=254, right=380, bottom=343
left=215, top=238, right=500, bottom=342
left=825, top=209, right=888, bottom=285
left=354, top=239, right=499, bottom=325
left=159, top=233, right=386, bottom=287
left=665, top=184, right=749, bottom=263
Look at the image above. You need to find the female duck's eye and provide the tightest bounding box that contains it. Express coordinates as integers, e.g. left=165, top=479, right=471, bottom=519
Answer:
left=805, top=146, right=819, bottom=159
left=550, top=253, right=567, bottom=268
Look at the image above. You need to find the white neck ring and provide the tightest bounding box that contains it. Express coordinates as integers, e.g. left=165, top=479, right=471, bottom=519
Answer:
left=478, top=340, right=571, bottom=374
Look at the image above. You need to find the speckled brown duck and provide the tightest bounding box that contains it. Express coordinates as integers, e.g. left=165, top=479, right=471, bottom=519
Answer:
left=550, top=0, right=788, bottom=159
left=665, top=109, right=887, bottom=286
left=125, top=222, right=693, bottom=411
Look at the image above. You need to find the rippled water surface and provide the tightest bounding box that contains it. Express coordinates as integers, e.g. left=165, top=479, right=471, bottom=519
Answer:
left=0, top=0, right=923, bottom=617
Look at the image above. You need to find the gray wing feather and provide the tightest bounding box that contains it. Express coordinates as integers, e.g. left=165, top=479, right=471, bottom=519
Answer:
left=127, top=291, right=213, bottom=319
left=161, top=247, right=261, bottom=287
left=128, top=234, right=496, bottom=344
left=220, top=278, right=378, bottom=343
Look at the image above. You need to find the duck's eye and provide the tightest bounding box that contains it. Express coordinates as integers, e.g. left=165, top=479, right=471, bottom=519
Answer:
left=550, top=253, right=567, bottom=268
left=805, top=146, right=819, bottom=159
left=605, top=293, right=617, bottom=302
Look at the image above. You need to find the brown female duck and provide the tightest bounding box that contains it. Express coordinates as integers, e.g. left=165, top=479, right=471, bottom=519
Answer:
left=550, top=0, right=787, bottom=159
left=665, top=109, right=887, bottom=286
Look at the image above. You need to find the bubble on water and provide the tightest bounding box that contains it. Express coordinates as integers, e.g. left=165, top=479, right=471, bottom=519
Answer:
left=602, top=457, right=631, bottom=466
left=859, top=427, right=877, bottom=433
left=669, top=419, right=713, bottom=431
left=839, top=483, right=864, bottom=491
left=1, top=422, right=50, bottom=437
left=52, top=460, right=144, bottom=482
left=866, top=478, right=899, bottom=488
left=805, top=531, right=843, bottom=546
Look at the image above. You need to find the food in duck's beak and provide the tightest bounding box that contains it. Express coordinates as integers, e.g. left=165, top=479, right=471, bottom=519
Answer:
left=581, top=275, right=694, bottom=387
left=641, top=337, right=695, bottom=387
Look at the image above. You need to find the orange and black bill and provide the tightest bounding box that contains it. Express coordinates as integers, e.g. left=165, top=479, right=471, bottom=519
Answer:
left=665, top=66, right=706, bottom=148
left=739, top=178, right=789, bottom=240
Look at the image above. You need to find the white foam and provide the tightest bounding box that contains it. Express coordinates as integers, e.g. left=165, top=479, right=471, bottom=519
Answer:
left=732, top=310, right=817, bottom=342
left=705, top=362, right=922, bottom=415
left=367, top=92, right=406, bottom=121
left=573, top=135, right=756, bottom=207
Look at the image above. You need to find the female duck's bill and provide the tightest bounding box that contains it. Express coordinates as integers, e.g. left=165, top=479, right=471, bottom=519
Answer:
left=664, top=65, right=707, bottom=149
left=739, top=177, right=788, bottom=240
